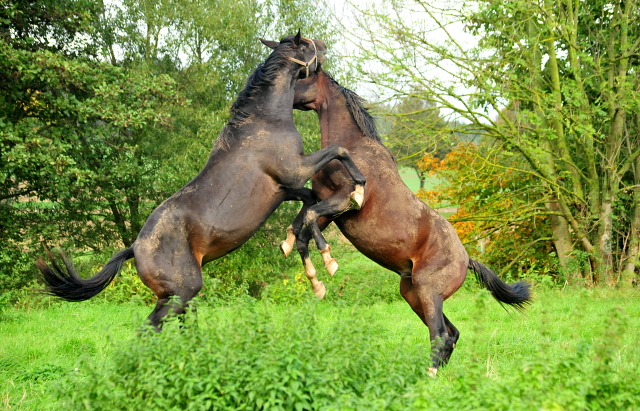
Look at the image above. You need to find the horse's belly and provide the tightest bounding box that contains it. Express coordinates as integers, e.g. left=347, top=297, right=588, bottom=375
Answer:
left=337, top=210, right=418, bottom=274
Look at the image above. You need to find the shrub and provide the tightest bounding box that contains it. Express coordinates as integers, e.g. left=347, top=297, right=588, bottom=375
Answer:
left=59, top=300, right=431, bottom=410
left=54, top=296, right=640, bottom=411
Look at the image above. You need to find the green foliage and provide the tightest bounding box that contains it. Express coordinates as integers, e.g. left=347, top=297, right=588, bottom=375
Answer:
left=42, top=295, right=640, bottom=411
left=0, top=0, right=339, bottom=294
left=379, top=95, right=455, bottom=189
left=3, top=285, right=640, bottom=410
left=0, top=0, right=98, bottom=54
left=0, top=2, right=182, bottom=289
left=264, top=250, right=402, bottom=305
left=346, top=0, right=640, bottom=283
left=0, top=245, right=36, bottom=291
left=409, top=307, right=640, bottom=411
left=59, top=300, right=432, bottom=410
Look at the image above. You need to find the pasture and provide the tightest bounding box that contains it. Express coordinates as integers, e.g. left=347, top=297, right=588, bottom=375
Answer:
left=2, top=252, right=640, bottom=410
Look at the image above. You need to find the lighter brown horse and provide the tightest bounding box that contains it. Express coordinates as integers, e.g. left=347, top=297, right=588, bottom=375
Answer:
left=282, top=70, right=531, bottom=375
left=36, top=33, right=366, bottom=330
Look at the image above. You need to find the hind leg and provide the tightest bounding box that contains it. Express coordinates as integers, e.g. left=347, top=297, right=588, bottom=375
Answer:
left=282, top=188, right=345, bottom=276
left=302, top=191, right=353, bottom=276
left=442, top=314, right=460, bottom=364
left=400, top=276, right=456, bottom=375
left=133, top=242, right=203, bottom=331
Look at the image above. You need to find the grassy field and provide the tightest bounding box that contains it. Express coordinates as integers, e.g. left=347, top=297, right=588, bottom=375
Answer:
left=2, top=249, right=640, bottom=410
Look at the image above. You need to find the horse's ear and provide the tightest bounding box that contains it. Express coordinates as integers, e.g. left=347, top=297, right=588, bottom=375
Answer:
left=294, top=29, right=301, bottom=45
left=259, top=38, right=280, bottom=49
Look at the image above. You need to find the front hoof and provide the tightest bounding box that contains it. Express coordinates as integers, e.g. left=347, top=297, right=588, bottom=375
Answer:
left=280, top=240, right=293, bottom=258
left=325, top=258, right=339, bottom=276
left=428, top=367, right=438, bottom=378
left=349, top=184, right=365, bottom=210
left=313, top=281, right=327, bottom=299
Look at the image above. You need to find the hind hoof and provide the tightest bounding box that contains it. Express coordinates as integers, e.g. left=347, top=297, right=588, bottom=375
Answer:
left=313, top=282, right=326, bottom=299
left=325, top=258, right=338, bottom=276
left=349, top=184, right=364, bottom=210
left=280, top=241, right=293, bottom=258
left=428, top=367, right=438, bottom=378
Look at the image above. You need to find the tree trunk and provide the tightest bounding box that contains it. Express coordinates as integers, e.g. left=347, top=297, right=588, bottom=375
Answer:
left=622, top=156, right=640, bottom=286
left=596, top=186, right=614, bottom=284
left=545, top=198, right=574, bottom=280
left=108, top=198, right=131, bottom=248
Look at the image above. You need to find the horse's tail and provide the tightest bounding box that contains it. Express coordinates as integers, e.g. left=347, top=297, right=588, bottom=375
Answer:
left=468, top=258, right=531, bottom=311
left=36, top=247, right=134, bottom=302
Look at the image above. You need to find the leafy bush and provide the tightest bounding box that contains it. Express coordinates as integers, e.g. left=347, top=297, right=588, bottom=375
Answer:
left=99, top=261, right=155, bottom=305
left=59, top=300, right=432, bottom=410
left=54, top=296, right=640, bottom=411
left=0, top=245, right=39, bottom=293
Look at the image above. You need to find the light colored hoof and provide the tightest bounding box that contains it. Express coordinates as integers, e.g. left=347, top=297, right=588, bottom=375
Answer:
left=325, top=258, right=339, bottom=276
left=280, top=240, right=293, bottom=258
left=313, top=281, right=326, bottom=299
left=349, top=184, right=365, bottom=210
left=428, top=367, right=438, bottom=378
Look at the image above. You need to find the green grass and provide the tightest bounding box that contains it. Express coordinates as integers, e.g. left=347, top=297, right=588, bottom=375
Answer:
left=2, top=279, right=640, bottom=409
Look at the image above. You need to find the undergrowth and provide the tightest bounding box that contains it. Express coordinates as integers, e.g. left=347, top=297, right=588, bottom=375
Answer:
left=51, top=296, right=640, bottom=411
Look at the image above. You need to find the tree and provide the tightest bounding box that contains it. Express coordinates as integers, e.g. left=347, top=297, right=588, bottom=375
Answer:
left=382, top=95, right=453, bottom=189
left=0, top=0, right=340, bottom=295
left=0, top=0, right=181, bottom=290
left=346, top=0, right=640, bottom=284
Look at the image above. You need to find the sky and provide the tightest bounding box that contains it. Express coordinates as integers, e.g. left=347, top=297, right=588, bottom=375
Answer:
left=323, top=0, right=485, bottom=120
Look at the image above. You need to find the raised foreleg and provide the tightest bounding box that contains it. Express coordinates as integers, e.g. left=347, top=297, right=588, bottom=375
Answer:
left=296, top=145, right=366, bottom=209
left=283, top=184, right=352, bottom=276
left=298, top=187, right=355, bottom=275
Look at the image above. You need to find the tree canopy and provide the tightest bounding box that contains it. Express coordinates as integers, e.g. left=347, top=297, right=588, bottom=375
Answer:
left=0, top=0, right=336, bottom=292
left=347, top=0, right=640, bottom=285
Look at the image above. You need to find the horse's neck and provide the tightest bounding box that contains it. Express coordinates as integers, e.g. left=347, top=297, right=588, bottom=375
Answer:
left=245, top=72, right=296, bottom=123
left=318, top=90, right=364, bottom=149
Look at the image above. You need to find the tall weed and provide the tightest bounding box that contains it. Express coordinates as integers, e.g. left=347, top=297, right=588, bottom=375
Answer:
left=59, top=300, right=430, bottom=410
left=56, top=295, right=640, bottom=411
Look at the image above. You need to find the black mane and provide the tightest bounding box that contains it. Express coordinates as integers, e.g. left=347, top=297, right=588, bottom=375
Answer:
left=214, top=40, right=298, bottom=148
left=229, top=40, right=297, bottom=125
left=324, top=72, right=383, bottom=144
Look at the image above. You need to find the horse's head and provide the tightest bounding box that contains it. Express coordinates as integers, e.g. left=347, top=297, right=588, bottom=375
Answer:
left=260, top=30, right=327, bottom=79
left=293, top=69, right=330, bottom=112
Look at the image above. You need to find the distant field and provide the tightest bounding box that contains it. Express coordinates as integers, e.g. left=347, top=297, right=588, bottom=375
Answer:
left=398, top=167, right=456, bottom=211
left=397, top=167, right=440, bottom=193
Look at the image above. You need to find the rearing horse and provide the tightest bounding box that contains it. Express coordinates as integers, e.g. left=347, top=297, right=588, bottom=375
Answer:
left=283, top=70, right=531, bottom=375
left=36, top=33, right=366, bottom=330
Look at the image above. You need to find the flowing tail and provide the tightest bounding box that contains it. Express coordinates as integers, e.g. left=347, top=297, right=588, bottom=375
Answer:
left=468, top=258, right=531, bottom=311
left=36, top=247, right=134, bottom=302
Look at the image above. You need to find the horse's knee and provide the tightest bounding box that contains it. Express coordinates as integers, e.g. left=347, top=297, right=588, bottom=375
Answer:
left=336, top=146, right=349, bottom=158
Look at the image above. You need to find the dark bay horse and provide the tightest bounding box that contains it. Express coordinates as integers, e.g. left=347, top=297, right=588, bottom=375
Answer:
left=36, top=32, right=366, bottom=330
left=283, top=70, right=531, bottom=375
